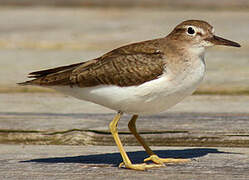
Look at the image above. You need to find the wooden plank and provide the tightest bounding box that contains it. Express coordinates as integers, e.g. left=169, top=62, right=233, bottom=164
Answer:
left=1, top=93, right=249, bottom=146
left=1, top=145, right=249, bottom=179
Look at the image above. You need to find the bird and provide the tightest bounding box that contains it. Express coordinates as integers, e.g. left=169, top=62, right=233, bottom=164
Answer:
left=19, top=20, right=241, bottom=170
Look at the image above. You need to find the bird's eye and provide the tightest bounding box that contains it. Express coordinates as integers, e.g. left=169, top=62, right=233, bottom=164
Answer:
left=187, top=27, right=195, bottom=35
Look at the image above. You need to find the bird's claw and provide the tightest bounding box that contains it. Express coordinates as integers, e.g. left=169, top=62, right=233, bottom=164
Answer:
left=119, top=161, right=164, bottom=171
left=144, top=154, right=190, bottom=164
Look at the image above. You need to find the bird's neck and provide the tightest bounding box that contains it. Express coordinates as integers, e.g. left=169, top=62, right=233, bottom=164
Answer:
left=160, top=39, right=206, bottom=76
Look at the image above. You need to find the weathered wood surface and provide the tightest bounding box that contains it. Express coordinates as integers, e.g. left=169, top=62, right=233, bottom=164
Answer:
left=1, top=93, right=249, bottom=147
left=1, top=0, right=249, bottom=9
left=0, top=145, right=249, bottom=180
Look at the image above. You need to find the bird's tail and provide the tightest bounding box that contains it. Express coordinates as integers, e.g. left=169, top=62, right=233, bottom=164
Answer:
left=18, top=62, right=84, bottom=86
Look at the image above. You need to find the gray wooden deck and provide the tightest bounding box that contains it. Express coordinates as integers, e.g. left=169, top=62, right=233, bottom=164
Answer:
left=1, top=145, right=249, bottom=179
left=1, top=93, right=249, bottom=147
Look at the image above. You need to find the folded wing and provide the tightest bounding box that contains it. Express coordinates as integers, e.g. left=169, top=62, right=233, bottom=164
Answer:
left=19, top=39, right=166, bottom=87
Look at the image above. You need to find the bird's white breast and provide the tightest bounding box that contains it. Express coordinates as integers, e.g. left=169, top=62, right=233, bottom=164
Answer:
left=54, top=57, right=205, bottom=115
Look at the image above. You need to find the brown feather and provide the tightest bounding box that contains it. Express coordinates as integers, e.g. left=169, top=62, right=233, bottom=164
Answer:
left=70, top=39, right=166, bottom=87
left=28, top=62, right=84, bottom=78
left=19, top=38, right=167, bottom=87
left=18, top=62, right=84, bottom=86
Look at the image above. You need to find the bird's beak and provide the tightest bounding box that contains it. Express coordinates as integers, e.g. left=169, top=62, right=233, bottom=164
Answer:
left=205, top=35, right=241, bottom=47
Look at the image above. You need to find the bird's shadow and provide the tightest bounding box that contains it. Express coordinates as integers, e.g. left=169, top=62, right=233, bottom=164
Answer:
left=20, top=148, right=237, bottom=166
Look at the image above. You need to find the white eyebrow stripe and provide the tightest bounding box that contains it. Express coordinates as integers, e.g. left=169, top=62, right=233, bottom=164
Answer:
left=211, top=27, right=215, bottom=34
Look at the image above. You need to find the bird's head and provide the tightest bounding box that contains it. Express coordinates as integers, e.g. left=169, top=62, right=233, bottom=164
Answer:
left=168, top=20, right=241, bottom=49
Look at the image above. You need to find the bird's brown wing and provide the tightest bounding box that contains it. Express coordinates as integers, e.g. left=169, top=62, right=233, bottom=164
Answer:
left=19, top=39, right=166, bottom=87
left=71, top=40, right=166, bottom=87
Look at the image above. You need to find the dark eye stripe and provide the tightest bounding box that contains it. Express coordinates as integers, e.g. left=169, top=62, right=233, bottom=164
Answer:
left=196, top=32, right=202, bottom=36
left=174, top=28, right=186, bottom=33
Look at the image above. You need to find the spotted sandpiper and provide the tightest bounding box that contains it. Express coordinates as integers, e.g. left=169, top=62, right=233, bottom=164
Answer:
left=19, top=20, right=241, bottom=170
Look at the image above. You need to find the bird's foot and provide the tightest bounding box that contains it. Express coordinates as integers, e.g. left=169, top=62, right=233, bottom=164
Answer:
left=144, top=155, right=190, bottom=165
left=119, top=161, right=164, bottom=171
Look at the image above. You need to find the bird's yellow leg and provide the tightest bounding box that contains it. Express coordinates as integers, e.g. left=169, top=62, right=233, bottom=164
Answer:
left=128, top=115, right=190, bottom=165
left=109, top=112, right=162, bottom=170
